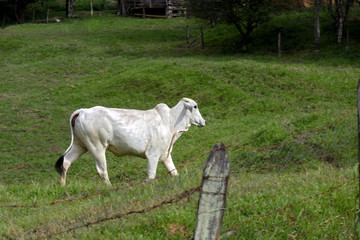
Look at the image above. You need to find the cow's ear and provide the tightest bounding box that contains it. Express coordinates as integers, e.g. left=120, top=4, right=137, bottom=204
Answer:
left=182, top=98, right=193, bottom=111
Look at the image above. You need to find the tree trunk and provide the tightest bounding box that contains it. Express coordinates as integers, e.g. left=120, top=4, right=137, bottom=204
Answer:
left=326, top=0, right=354, bottom=44
left=14, top=3, right=26, bottom=24
left=66, top=0, right=77, bottom=18
left=121, top=0, right=126, bottom=16
left=32, top=7, right=35, bottom=23
left=337, top=17, right=344, bottom=44
left=117, top=0, right=121, bottom=15
left=90, top=1, right=93, bottom=16
left=2, top=12, right=6, bottom=28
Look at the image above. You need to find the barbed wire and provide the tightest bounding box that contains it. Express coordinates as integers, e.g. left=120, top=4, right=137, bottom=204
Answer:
left=0, top=142, right=213, bottom=209
left=295, top=208, right=357, bottom=238
left=41, top=186, right=201, bottom=239
left=227, top=106, right=356, bottom=174
left=15, top=161, right=207, bottom=239
left=220, top=178, right=355, bottom=238
left=231, top=144, right=357, bottom=174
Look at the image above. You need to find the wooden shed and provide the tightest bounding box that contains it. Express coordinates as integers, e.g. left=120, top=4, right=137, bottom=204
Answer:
left=119, top=0, right=184, bottom=18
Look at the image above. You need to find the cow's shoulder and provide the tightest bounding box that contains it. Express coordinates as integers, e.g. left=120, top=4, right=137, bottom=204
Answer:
left=81, top=106, right=111, bottom=117
left=154, top=103, right=170, bottom=113
left=154, top=103, right=170, bottom=121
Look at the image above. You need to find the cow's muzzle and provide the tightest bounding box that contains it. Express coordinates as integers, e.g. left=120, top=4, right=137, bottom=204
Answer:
left=198, top=120, right=206, bottom=127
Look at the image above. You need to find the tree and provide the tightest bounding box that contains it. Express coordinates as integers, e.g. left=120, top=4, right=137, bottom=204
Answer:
left=185, top=0, right=272, bottom=45
left=0, top=0, right=11, bottom=26
left=66, top=0, right=77, bottom=18
left=325, top=0, right=355, bottom=44
left=2, top=0, right=36, bottom=23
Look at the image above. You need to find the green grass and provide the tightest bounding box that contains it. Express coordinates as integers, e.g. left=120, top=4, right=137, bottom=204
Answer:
left=1, top=15, right=360, bottom=239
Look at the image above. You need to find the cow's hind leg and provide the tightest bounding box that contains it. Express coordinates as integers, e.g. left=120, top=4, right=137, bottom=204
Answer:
left=56, top=142, right=87, bottom=185
left=88, top=147, right=111, bottom=186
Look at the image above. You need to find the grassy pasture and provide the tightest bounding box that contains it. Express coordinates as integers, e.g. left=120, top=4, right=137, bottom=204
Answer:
left=1, top=15, right=360, bottom=239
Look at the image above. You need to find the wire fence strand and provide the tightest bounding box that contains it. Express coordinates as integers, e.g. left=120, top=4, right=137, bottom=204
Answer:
left=43, top=186, right=201, bottom=239
left=221, top=178, right=355, bottom=238
left=295, top=208, right=357, bottom=238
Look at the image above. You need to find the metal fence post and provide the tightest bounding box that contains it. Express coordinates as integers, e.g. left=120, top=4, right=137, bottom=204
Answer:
left=194, top=143, right=230, bottom=240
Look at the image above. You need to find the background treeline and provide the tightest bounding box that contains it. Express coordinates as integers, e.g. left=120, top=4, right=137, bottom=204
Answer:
left=0, top=0, right=117, bottom=24
left=0, top=0, right=359, bottom=54
left=0, top=0, right=118, bottom=25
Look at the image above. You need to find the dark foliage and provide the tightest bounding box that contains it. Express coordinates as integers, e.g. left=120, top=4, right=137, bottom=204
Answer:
left=1, top=0, right=36, bottom=24
left=185, top=0, right=272, bottom=45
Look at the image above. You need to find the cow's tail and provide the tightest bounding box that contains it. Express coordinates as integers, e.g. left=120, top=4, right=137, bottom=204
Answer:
left=55, top=110, right=81, bottom=175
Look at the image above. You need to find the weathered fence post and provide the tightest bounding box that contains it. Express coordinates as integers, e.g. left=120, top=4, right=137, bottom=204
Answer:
left=314, top=0, right=320, bottom=51
left=194, top=143, right=230, bottom=240
left=90, top=1, right=93, bottom=16
left=278, top=29, right=282, bottom=57
left=200, top=27, right=204, bottom=49
left=142, top=6, right=145, bottom=18
left=186, top=25, right=190, bottom=47
left=165, top=0, right=169, bottom=19
left=46, top=8, right=50, bottom=23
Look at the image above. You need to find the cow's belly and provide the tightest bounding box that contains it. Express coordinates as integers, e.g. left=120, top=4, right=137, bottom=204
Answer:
left=108, top=137, right=147, bottom=158
left=107, top=144, right=146, bottom=158
left=108, top=131, right=148, bottom=158
left=107, top=125, right=171, bottom=159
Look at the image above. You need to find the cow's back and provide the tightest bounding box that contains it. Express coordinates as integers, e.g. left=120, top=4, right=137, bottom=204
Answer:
left=73, top=106, right=171, bottom=158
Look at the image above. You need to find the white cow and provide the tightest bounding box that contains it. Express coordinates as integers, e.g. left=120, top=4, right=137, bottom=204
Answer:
left=55, top=98, right=206, bottom=185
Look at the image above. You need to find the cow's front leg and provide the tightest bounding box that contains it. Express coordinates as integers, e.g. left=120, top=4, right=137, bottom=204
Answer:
left=163, top=154, right=178, bottom=176
left=146, top=155, right=160, bottom=180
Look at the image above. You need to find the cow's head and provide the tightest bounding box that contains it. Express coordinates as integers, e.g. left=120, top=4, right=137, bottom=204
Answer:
left=182, top=98, right=206, bottom=127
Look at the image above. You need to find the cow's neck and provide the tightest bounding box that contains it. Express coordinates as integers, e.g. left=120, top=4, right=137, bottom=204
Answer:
left=170, top=102, right=191, bottom=134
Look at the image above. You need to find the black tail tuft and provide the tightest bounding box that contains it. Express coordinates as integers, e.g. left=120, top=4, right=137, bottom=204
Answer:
left=55, top=155, right=65, bottom=175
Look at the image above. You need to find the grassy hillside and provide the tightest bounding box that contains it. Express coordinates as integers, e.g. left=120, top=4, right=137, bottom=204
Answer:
left=1, top=16, right=359, bottom=239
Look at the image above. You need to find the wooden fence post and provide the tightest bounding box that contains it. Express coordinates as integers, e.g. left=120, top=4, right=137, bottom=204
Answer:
left=194, top=143, right=230, bottom=240
left=90, top=1, right=93, bottom=16
left=165, top=0, right=169, bottom=19
left=46, top=8, right=50, bottom=23
left=278, top=29, right=282, bottom=57
left=200, top=27, right=204, bottom=49
left=186, top=25, right=190, bottom=47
